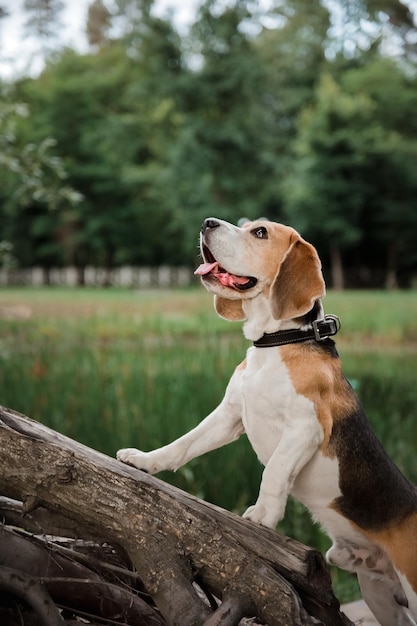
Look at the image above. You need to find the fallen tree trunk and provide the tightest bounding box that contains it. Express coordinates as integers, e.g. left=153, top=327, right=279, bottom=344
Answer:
left=0, top=523, right=163, bottom=626
left=0, top=405, right=353, bottom=626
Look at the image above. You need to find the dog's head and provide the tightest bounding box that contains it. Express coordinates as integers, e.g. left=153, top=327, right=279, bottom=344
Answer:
left=195, top=218, right=325, bottom=323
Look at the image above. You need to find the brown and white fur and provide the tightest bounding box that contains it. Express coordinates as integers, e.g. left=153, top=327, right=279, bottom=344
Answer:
left=118, top=218, right=417, bottom=625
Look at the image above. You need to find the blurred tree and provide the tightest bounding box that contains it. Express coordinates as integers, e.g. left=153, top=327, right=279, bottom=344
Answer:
left=23, top=0, right=65, bottom=49
left=157, top=0, right=274, bottom=251
left=113, top=0, right=152, bottom=40
left=254, top=0, right=330, bottom=208
left=327, top=0, right=417, bottom=61
left=0, top=4, right=10, bottom=67
left=151, top=0, right=332, bottom=258
left=364, top=0, right=414, bottom=27
left=283, top=59, right=417, bottom=288
left=341, top=57, right=417, bottom=287
left=14, top=14, right=187, bottom=272
left=283, top=74, right=369, bottom=289
left=0, top=96, right=81, bottom=272
left=100, top=5, right=187, bottom=265
left=15, top=45, right=140, bottom=273
left=86, top=0, right=112, bottom=48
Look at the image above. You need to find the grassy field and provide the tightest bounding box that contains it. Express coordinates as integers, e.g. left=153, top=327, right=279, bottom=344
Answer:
left=1, top=286, right=417, bottom=602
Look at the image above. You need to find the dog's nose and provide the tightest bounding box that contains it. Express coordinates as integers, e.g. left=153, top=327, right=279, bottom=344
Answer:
left=201, top=218, right=220, bottom=233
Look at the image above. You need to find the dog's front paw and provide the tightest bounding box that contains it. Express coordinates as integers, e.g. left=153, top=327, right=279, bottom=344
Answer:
left=117, top=448, right=157, bottom=473
left=242, top=504, right=278, bottom=529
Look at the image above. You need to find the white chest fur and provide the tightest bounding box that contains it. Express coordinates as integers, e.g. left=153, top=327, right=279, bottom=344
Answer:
left=239, top=346, right=322, bottom=466
left=238, top=346, right=351, bottom=535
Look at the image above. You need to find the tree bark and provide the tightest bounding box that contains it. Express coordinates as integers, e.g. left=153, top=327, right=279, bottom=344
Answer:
left=0, top=524, right=162, bottom=626
left=330, top=244, right=345, bottom=290
left=0, top=405, right=353, bottom=626
left=386, top=241, right=399, bottom=289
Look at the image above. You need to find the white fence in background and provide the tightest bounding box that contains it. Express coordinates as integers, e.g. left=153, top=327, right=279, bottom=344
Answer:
left=0, top=266, right=195, bottom=288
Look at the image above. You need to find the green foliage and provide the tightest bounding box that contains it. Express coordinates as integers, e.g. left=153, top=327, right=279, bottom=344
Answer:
left=282, top=57, right=417, bottom=287
left=156, top=1, right=281, bottom=247
left=0, top=95, right=82, bottom=267
left=283, top=73, right=370, bottom=246
left=1, top=0, right=417, bottom=285
left=0, top=100, right=78, bottom=209
left=15, top=46, right=152, bottom=266
left=0, top=241, right=16, bottom=268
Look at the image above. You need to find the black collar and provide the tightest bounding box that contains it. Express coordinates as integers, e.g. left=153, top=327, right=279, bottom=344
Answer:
left=253, top=315, right=341, bottom=348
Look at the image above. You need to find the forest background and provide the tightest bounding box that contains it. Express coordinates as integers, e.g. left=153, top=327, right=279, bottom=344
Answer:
left=1, top=0, right=417, bottom=290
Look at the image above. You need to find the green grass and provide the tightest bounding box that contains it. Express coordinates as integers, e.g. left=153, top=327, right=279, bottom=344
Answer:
left=1, top=286, right=417, bottom=602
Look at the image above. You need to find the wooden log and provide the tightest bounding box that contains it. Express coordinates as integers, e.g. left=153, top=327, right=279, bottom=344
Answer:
left=0, top=566, right=64, bottom=626
left=0, top=405, right=353, bottom=626
left=0, top=525, right=164, bottom=626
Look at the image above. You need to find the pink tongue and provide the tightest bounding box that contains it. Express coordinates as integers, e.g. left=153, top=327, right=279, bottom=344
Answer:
left=194, top=262, right=218, bottom=276
left=194, top=262, right=248, bottom=287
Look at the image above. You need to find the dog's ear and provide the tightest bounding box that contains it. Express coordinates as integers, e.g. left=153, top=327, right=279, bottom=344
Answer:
left=214, top=296, right=246, bottom=321
left=270, top=237, right=325, bottom=320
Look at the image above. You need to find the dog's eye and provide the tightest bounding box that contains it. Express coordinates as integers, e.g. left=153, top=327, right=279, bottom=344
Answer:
left=251, top=226, right=268, bottom=239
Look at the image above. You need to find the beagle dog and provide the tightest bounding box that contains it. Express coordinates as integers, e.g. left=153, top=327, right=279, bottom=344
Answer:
left=118, top=218, right=417, bottom=626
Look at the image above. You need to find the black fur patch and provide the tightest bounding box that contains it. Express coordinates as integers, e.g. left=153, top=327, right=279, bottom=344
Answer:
left=297, top=300, right=322, bottom=326
left=312, top=337, right=339, bottom=359
left=329, top=396, right=417, bottom=531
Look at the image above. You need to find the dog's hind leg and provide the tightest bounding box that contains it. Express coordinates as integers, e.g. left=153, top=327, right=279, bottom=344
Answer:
left=327, top=540, right=417, bottom=626
left=357, top=570, right=417, bottom=626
